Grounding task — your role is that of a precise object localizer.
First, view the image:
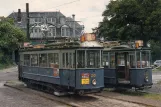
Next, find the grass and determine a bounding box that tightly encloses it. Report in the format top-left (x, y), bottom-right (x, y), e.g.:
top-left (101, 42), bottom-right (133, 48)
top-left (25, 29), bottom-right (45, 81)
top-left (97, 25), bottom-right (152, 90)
top-left (104, 88), bottom-right (161, 101)
top-left (0, 63), bottom-right (14, 70)
top-left (152, 66), bottom-right (161, 72)
top-left (144, 93), bottom-right (161, 101)
top-left (118, 90), bottom-right (161, 101)
top-left (157, 80), bottom-right (161, 84)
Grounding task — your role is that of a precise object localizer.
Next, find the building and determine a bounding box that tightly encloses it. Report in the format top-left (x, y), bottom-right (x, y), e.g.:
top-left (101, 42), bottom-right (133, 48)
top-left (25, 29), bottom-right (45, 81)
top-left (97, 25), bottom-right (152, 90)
top-left (8, 10), bottom-right (84, 39)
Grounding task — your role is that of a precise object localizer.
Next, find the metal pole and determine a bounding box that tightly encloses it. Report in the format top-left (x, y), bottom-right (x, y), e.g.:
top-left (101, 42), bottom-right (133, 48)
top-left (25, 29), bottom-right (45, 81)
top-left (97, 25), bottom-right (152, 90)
top-left (26, 3), bottom-right (30, 40)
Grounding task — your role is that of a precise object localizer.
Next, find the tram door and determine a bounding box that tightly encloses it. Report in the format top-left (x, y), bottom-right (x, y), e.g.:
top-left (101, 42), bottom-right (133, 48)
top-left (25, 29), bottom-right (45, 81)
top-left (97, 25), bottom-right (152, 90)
top-left (116, 52), bottom-right (130, 83)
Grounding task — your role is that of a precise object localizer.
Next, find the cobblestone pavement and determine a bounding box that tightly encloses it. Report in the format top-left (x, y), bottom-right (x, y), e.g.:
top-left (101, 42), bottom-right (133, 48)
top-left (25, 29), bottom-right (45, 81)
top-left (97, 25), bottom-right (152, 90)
top-left (0, 67), bottom-right (67, 107)
top-left (1, 66), bottom-right (146, 107)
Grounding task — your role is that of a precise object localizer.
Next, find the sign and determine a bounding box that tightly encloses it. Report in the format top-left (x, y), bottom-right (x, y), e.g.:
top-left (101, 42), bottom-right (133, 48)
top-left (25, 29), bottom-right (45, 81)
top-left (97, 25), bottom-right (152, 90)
top-left (80, 33), bottom-right (96, 42)
top-left (81, 79), bottom-right (90, 85)
top-left (135, 40), bottom-right (143, 48)
top-left (81, 73), bottom-right (90, 85)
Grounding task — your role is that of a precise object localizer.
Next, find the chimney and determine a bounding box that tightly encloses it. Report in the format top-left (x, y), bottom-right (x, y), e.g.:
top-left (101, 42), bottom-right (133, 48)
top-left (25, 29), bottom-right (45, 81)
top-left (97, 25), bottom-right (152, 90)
top-left (72, 14), bottom-right (75, 21)
top-left (17, 9), bottom-right (21, 22)
top-left (72, 14), bottom-right (75, 38)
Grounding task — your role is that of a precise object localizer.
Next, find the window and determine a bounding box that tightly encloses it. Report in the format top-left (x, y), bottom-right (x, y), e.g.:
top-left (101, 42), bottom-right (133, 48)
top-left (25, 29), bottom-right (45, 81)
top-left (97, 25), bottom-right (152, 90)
top-left (103, 52), bottom-right (109, 67)
top-left (62, 53), bottom-right (65, 68)
top-left (87, 50), bottom-right (100, 68)
top-left (77, 50), bottom-right (85, 68)
top-left (61, 26), bottom-right (70, 37)
top-left (129, 53), bottom-right (135, 68)
top-left (110, 53), bottom-right (115, 68)
top-left (61, 27), bottom-right (65, 36)
top-left (48, 27), bottom-right (56, 37)
top-left (24, 54), bottom-right (30, 66)
top-left (137, 52), bottom-right (141, 68)
top-left (35, 29), bottom-right (37, 33)
top-left (39, 54), bottom-right (47, 67)
top-left (66, 28), bottom-right (70, 36)
top-left (52, 18), bottom-right (56, 23)
top-left (31, 54), bottom-right (38, 66)
top-left (53, 28), bottom-right (56, 36)
top-left (48, 53), bottom-right (59, 68)
top-left (47, 18), bottom-right (52, 22)
top-left (142, 51), bottom-right (150, 68)
top-left (117, 53), bottom-right (125, 66)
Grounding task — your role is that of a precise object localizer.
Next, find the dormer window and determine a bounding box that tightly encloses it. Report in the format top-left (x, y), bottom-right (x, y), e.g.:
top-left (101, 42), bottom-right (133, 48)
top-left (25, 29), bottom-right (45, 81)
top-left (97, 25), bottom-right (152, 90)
top-left (61, 25), bottom-right (70, 37)
top-left (60, 17), bottom-right (65, 24)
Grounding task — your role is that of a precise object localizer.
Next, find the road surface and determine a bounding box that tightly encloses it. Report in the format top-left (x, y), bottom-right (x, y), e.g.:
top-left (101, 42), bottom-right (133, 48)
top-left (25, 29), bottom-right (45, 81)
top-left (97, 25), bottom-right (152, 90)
top-left (0, 67), bottom-right (67, 107)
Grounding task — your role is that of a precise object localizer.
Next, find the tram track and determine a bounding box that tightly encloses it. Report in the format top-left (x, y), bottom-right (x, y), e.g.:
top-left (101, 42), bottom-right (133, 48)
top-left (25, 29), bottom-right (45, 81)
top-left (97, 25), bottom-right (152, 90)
top-left (4, 81), bottom-right (147, 107)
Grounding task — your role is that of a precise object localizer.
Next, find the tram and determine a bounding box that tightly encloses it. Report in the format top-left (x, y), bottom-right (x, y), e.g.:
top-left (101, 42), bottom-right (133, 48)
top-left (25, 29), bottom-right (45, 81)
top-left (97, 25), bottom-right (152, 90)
top-left (18, 33), bottom-right (104, 95)
top-left (102, 40), bottom-right (153, 90)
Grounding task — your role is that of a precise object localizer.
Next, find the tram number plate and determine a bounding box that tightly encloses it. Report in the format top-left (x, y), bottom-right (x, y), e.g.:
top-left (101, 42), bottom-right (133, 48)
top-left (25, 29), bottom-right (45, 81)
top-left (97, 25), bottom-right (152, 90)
top-left (81, 79), bottom-right (90, 85)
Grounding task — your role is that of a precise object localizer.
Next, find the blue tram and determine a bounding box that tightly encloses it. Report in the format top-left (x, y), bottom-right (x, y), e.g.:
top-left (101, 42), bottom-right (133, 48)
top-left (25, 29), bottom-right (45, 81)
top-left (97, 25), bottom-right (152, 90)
top-left (102, 41), bottom-right (153, 90)
top-left (18, 34), bottom-right (104, 95)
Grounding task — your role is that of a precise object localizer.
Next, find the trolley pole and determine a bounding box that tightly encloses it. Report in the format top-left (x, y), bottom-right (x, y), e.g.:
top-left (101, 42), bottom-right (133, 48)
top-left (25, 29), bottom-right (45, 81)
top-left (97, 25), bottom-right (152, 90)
top-left (26, 3), bottom-right (30, 40)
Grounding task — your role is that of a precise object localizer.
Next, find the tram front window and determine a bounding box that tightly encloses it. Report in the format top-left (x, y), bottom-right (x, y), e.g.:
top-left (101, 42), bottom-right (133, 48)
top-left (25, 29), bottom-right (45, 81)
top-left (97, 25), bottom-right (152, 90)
top-left (77, 50), bottom-right (101, 68)
top-left (77, 50), bottom-right (85, 68)
top-left (87, 50), bottom-right (100, 68)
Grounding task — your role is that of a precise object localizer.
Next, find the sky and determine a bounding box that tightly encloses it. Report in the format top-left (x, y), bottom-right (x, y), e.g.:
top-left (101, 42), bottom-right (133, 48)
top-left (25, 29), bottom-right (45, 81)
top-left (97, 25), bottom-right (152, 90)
top-left (0, 0), bottom-right (110, 32)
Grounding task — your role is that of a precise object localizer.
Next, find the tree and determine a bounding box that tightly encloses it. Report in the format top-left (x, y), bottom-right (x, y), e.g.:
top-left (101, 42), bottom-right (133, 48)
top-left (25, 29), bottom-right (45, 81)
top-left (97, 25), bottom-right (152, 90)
top-left (98, 0), bottom-right (161, 45)
top-left (0, 18), bottom-right (25, 64)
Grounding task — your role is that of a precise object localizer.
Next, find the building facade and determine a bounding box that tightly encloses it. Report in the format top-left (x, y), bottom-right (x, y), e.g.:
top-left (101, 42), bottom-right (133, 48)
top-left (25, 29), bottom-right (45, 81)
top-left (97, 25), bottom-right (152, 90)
top-left (8, 11), bottom-right (83, 39)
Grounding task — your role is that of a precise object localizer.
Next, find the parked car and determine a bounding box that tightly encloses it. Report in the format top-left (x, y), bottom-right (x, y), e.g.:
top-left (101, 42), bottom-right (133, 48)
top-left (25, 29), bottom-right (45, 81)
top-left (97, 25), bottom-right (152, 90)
top-left (154, 60), bottom-right (161, 67)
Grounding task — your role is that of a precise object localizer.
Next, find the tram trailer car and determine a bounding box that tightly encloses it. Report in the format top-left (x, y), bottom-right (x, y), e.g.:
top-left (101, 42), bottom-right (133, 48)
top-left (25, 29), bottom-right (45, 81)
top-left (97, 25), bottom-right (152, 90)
top-left (18, 36), bottom-right (104, 95)
top-left (102, 42), bottom-right (153, 90)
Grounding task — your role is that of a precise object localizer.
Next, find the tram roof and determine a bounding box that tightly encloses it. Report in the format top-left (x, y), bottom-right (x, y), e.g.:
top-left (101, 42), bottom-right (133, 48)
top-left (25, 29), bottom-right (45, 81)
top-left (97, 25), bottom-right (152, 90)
top-left (19, 40), bottom-right (103, 52)
top-left (104, 45), bottom-right (151, 52)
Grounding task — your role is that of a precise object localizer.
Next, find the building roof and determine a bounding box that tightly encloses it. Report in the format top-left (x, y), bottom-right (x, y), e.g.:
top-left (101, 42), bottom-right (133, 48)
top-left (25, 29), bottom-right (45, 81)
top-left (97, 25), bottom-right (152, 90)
top-left (7, 11), bottom-right (82, 29)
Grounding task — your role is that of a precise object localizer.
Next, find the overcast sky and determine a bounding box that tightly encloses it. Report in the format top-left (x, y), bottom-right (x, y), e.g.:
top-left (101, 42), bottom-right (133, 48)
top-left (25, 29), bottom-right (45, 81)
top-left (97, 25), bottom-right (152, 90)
top-left (0, 0), bottom-right (110, 32)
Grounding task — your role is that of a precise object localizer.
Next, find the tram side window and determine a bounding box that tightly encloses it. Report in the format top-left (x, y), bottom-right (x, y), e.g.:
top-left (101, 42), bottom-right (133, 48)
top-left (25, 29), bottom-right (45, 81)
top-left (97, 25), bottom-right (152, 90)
top-left (39, 54), bottom-right (47, 67)
top-left (87, 50), bottom-right (100, 68)
top-left (31, 54), bottom-right (38, 67)
top-left (24, 54), bottom-right (30, 66)
top-left (137, 52), bottom-right (141, 68)
top-left (48, 53), bottom-right (59, 68)
top-left (110, 53), bottom-right (115, 68)
top-left (63, 53), bottom-right (73, 68)
top-left (103, 52), bottom-right (109, 67)
top-left (77, 50), bottom-right (85, 68)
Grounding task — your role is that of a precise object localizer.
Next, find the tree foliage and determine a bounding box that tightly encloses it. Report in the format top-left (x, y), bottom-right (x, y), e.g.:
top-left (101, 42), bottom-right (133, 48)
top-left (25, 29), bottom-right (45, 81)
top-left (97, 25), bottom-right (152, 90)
top-left (98, 0), bottom-right (161, 44)
top-left (0, 18), bottom-right (25, 64)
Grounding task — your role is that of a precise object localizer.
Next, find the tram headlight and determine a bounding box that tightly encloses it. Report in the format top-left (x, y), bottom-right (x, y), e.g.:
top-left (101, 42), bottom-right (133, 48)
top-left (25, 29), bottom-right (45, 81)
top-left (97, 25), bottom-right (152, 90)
top-left (92, 79), bottom-right (96, 86)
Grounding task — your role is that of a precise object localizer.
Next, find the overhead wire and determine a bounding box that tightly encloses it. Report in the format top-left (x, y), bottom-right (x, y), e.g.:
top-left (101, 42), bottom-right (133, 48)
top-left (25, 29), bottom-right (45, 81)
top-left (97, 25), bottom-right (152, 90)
top-left (40, 0), bottom-right (80, 11)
